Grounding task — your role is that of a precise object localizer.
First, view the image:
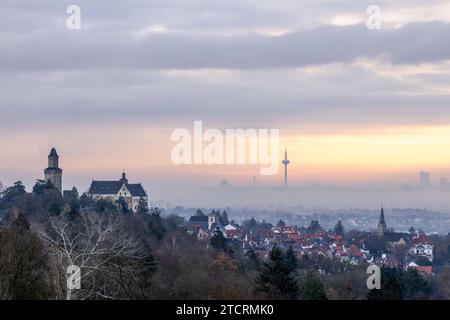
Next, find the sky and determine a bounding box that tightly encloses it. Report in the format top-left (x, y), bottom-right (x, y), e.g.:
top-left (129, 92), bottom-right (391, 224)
top-left (1, 0), bottom-right (450, 206)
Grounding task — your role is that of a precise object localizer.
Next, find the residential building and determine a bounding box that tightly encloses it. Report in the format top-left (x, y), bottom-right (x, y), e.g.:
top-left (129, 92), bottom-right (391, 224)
top-left (87, 172), bottom-right (148, 213)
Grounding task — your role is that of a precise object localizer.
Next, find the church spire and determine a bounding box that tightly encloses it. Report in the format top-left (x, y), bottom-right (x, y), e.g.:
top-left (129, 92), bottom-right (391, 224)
top-left (377, 206), bottom-right (387, 236)
top-left (379, 207), bottom-right (385, 224)
top-left (120, 171), bottom-right (128, 184)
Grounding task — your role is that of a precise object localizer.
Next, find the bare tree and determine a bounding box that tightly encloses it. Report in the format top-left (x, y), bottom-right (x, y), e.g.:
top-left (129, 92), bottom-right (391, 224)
top-left (37, 210), bottom-right (156, 300)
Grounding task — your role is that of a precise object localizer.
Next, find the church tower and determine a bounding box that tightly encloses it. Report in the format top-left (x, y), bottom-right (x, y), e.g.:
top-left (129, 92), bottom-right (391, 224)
top-left (44, 148), bottom-right (62, 193)
top-left (377, 207), bottom-right (387, 236)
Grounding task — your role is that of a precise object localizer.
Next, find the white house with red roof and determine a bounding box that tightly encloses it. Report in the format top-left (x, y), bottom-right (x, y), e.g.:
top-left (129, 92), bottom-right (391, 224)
top-left (408, 234), bottom-right (434, 262)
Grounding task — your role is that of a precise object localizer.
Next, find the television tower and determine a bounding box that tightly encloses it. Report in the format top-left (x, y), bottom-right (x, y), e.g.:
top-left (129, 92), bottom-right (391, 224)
top-left (282, 148), bottom-right (290, 188)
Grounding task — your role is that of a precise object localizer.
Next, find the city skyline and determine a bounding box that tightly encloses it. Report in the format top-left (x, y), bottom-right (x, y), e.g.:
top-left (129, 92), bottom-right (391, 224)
top-left (2, 146), bottom-right (450, 212)
top-left (1, 144), bottom-right (449, 191)
top-left (1, 1), bottom-right (450, 199)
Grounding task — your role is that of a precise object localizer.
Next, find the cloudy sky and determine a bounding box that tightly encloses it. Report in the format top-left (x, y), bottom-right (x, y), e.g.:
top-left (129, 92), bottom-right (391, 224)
top-left (1, 0), bottom-right (450, 196)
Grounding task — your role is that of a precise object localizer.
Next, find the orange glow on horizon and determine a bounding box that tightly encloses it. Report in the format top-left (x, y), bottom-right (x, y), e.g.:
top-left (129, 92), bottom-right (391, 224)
top-left (2, 125), bottom-right (450, 187)
top-left (281, 125), bottom-right (450, 183)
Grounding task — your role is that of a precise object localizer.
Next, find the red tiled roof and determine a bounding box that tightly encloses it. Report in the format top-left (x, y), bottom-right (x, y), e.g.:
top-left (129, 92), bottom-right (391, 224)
top-left (411, 234), bottom-right (432, 245)
top-left (351, 251), bottom-right (364, 257)
top-left (413, 266), bottom-right (433, 275)
top-left (329, 235), bottom-right (343, 241)
top-left (226, 230), bottom-right (242, 239)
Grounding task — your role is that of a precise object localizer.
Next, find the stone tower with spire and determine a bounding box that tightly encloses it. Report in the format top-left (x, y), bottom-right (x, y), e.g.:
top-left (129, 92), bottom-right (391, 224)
top-left (377, 207), bottom-right (387, 236)
top-left (44, 147), bottom-right (62, 193)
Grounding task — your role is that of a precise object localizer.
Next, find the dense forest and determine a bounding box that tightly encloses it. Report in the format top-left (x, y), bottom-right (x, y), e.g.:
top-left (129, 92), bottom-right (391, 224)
top-left (1, 180), bottom-right (450, 300)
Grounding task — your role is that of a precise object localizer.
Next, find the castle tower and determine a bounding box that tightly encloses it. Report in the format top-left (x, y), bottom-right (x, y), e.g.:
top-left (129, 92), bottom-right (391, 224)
top-left (377, 207), bottom-right (387, 236)
top-left (44, 148), bottom-right (62, 193)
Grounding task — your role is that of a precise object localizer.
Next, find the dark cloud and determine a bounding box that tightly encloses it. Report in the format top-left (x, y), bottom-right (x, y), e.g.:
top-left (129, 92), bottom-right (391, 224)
top-left (0, 1), bottom-right (450, 133)
top-left (2, 22), bottom-right (450, 71)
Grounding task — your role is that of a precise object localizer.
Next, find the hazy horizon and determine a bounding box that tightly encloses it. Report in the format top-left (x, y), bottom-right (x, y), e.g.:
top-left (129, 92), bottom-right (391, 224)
top-left (2, 0), bottom-right (450, 209)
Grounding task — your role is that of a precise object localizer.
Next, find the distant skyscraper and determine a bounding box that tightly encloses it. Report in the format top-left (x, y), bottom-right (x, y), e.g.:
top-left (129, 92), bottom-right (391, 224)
top-left (440, 178), bottom-right (448, 190)
top-left (44, 148), bottom-right (63, 193)
top-left (420, 171), bottom-right (430, 188)
top-left (220, 179), bottom-right (230, 188)
top-left (248, 176), bottom-right (257, 187)
top-left (281, 148), bottom-right (290, 188)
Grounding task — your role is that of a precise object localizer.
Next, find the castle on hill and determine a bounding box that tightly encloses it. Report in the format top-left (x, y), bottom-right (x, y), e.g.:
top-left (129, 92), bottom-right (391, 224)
top-left (44, 148), bottom-right (63, 193)
top-left (43, 147), bottom-right (148, 213)
top-left (87, 172), bottom-right (148, 213)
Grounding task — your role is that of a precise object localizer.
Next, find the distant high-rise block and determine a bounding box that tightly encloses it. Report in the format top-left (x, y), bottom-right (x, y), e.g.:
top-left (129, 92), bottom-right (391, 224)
top-left (220, 179), bottom-right (230, 188)
top-left (420, 171), bottom-right (430, 188)
top-left (440, 178), bottom-right (448, 190)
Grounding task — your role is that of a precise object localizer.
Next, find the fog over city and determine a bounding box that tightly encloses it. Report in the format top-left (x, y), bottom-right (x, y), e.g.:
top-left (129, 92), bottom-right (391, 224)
top-left (2, 0), bottom-right (450, 213)
top-left (148, 183), bottom-right (450, 210)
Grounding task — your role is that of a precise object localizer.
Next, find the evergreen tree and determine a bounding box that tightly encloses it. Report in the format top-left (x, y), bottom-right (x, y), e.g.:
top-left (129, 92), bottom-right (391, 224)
top-left (71, 186), bottom-right (79, 199)
top-left (195, 209), bottom-right (205, 216)
top-left (66, 187), bottom-right (80, 217)
top-left (255, 247), bottom-right (299, 299)
top-left (220, 210), bottom-right (229, 225)
top-left (299, 270), bottom-right (328, 300)
top-left (210, 228), bottom-right (228, 251)
top-left (400, 268), bottom-right (432, 299)
top-left (147, 207), bottom-right (166, 240)
top-left (116, 197), bottom-right (131, 214)
top-left (415, 256), bottom-right (432, 267)
top-left (242, 217), bottom-right (257, 231)
top-left (334, 220), bottom-right (344, 235)
top-left (246, 248), bottom-right (261, 269)
top-left (32, 179), bottom-right (55, 195)
top-left (284, 246), bottom-right (298, 272)
top-left (367, 268), bottom-right (403, 300)
top-left (136, 198), bottom-right (149, 215)
top-left (79, 193), bottom-right (95, 210)
top-left (94, 198), bottom-right (117, 213)
top-left (41, 188), bottom-right (64, 216)
top-left (277, 219), bottom-right (286, 228)
top-left (366, 267), bottom-right (431, 300)
top-left (47, 201), bottom-right (62, 216)
top-left (260, 220), bottom-right (273, 230)
top-left (307, 220), bottom-right (322, 233)
top-left (0, 181), bottom-right (26, 210)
